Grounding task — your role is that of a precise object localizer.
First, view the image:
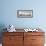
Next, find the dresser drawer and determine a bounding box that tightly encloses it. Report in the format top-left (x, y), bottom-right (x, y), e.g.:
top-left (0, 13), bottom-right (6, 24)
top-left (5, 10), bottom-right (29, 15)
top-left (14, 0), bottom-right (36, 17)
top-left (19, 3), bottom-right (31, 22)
top-left (3, 32), bottom-right (23, 36)
top-left (3, 42), bottom-right (23, 46)
top-left (32, 44), bottom-right (44, 46)
top-left (3, 35), bottom-right (23, 44)
top-left (32, 36), bottom-right (45, 44)
top-left (24, 32), bottom-right (44, 36)
top-left (3, 36), bottom-right (23, 46)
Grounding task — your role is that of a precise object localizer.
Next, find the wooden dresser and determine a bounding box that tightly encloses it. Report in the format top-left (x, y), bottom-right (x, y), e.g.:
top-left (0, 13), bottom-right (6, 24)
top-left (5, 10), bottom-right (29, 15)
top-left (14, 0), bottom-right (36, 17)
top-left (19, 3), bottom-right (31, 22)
top-left (2, 32), bottom-right (45, 46)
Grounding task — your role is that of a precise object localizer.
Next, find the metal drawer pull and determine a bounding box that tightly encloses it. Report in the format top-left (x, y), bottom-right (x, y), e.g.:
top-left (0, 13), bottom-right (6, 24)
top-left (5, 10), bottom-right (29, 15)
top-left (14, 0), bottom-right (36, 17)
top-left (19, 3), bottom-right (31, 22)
top-left (32, 39), bottom-right (36, 40)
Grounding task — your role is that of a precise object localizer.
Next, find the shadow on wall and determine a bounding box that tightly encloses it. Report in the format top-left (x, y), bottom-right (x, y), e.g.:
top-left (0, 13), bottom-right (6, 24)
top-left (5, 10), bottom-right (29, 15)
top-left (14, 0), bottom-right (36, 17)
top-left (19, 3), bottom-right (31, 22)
top-left (0, 24), bottom-right (7, 43)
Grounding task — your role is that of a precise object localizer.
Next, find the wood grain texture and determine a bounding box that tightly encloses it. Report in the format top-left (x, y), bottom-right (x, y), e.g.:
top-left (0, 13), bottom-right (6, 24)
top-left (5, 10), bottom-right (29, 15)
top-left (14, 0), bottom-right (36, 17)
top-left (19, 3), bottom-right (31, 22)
top-left (2, 32), bottom-right (23, 46)
top-left (24, 32), bottom-right (45, 46)
top-left (2, 32), bottom-right (45, 46)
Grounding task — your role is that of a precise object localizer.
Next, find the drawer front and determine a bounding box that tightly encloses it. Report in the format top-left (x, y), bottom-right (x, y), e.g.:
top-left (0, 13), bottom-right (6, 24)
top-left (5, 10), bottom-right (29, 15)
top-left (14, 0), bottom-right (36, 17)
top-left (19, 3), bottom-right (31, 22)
top-left (3, 32), bottom-right (23, 36)
top-left (24, 32), bottom-right (44, 36)
top-left (32, 44), bottom-right (44, 46)
top-left (3, 43), bottom-right (23, 46)
top-left (3, 35), bottom-right (23, 46)
top-left (24, 32), bottom-right (45, 46)
top-left (3, 36), bottom-right (23, 43)
top-left (32, 36), bottom-right (45, 44)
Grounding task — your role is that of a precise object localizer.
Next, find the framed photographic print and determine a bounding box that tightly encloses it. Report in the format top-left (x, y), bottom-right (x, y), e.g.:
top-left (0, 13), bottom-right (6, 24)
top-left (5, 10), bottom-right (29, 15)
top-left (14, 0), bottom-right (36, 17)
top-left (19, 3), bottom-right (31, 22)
top-left (17, 10), bottom-right (33, 18)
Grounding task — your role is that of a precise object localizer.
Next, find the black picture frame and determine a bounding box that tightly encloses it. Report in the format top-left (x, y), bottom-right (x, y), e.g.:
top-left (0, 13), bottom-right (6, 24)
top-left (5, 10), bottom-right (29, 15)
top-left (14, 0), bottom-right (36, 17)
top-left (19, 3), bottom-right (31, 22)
top-left (17, 10), bottom-right (33, 18)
